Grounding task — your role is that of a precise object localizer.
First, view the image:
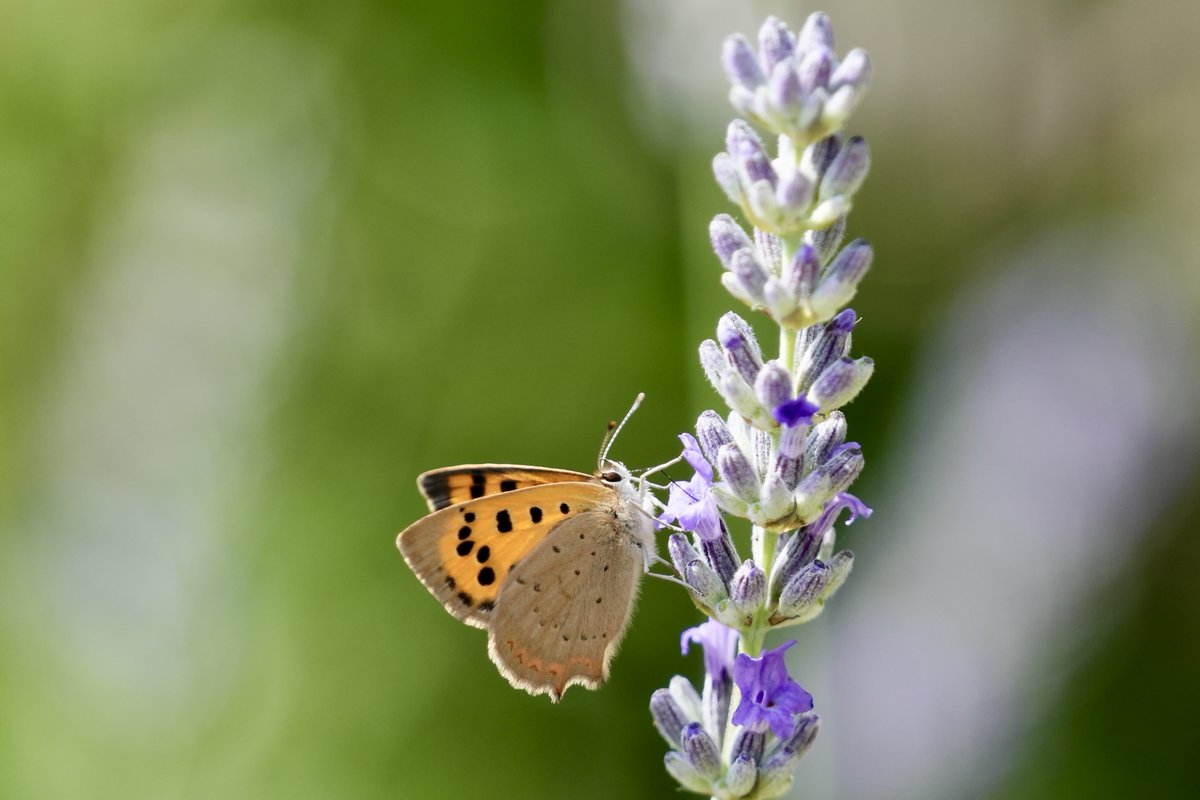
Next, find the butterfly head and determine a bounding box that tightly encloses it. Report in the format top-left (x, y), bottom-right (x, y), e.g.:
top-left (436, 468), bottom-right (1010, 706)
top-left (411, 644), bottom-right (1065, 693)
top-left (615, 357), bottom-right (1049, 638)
top-left (597, 460), bottom-right (643, 502)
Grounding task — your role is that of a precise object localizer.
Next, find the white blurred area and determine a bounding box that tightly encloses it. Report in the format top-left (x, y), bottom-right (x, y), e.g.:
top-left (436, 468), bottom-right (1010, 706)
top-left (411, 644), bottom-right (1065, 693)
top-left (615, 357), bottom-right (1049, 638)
top-left (827, 230), bottom-right (1196, 799)
top-left (0, 27), bottom-right (336, 793)
top-left (622, 0), bottom-right (1200, 797)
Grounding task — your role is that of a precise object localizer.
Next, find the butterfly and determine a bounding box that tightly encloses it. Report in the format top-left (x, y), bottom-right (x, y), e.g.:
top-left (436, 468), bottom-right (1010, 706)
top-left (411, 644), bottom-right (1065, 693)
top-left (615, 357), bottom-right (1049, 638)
top-left (396, 397), bottom-right (679, 701)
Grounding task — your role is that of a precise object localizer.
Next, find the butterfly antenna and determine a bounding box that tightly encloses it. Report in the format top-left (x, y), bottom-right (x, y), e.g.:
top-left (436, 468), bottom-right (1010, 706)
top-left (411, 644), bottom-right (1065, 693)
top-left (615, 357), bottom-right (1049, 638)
top-left (598, 392), bottom-right (645, 468)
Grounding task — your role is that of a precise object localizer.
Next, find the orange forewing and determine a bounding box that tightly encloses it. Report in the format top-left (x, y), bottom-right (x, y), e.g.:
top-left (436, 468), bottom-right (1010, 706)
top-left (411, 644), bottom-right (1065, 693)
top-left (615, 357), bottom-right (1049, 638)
top-left (417, 465), bottom-right (594, 512)
top-left (398, 480), bottom-right (615, 629)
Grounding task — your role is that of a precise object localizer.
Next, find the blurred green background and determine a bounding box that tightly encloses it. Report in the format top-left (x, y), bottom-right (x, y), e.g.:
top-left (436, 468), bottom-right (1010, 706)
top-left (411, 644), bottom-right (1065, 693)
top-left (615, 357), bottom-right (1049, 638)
top-left (2, 0), bottom-right (1198, 798)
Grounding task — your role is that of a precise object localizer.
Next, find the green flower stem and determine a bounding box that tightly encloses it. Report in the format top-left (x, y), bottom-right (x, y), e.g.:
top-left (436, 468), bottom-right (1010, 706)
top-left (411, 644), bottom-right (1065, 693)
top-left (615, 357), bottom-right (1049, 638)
top-left (778, 325), bottom-right (795, 378)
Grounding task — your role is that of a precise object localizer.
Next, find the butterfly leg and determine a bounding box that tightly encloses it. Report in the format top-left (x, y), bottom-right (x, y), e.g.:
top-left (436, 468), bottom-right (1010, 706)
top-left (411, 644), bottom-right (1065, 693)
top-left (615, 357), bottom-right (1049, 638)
top-left (643, 570), bottom-right (694, 590)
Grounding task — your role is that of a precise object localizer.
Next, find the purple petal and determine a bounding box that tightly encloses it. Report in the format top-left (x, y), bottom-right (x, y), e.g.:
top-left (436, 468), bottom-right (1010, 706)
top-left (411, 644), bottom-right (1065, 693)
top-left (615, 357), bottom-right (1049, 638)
top-left (679, 432), bottom-right (714, 481)
top-left (772, 681), bottom-right (815, 714)
top-left (773, 396), bottom-right (819, 428)
top-left (765, 708), bottom-right (797, 740)
top-left (732, 652), bottom-right (759, 692)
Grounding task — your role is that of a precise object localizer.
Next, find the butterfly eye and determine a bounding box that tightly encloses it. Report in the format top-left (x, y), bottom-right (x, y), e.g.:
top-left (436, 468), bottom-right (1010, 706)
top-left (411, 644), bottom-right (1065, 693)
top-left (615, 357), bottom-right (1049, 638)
top-left (601, 471), bottom-right (623, 483)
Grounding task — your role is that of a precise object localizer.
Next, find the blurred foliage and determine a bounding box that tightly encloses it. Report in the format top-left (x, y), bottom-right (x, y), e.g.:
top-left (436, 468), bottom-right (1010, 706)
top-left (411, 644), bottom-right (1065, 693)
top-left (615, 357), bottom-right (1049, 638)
top-left (1, 0), bottom-right (1198, 798)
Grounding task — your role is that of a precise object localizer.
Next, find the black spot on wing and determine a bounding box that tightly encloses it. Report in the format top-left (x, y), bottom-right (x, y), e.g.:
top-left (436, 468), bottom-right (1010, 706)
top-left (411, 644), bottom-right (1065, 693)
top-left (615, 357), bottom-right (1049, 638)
top-left (470, 471), bottom-right (486, 499)
top-left (478, 567), bottom-right (496, 586)
top-left (500, 479), bottom-right (517, 492)
top-left (496, 510), bottom-right (513, 533)
top-left (530, 506), bottom-right (543, 523)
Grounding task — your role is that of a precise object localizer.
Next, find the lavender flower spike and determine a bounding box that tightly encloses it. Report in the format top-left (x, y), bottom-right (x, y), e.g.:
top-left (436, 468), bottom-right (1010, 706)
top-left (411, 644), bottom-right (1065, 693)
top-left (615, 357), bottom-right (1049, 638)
top-left (656, 8), bottom-right (874, 795)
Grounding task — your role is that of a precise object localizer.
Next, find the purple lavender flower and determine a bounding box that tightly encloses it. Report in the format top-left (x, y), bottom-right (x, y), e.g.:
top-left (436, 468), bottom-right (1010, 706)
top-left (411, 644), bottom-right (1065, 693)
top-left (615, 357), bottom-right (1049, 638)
top-left (812, 491), bottom-right (872, 530)
top-left (731, 640), bottom-right (814, 739)
top-left (681, 619), bottom-right (740, 683)
top-left (660, 435), bottom-right (725, 542)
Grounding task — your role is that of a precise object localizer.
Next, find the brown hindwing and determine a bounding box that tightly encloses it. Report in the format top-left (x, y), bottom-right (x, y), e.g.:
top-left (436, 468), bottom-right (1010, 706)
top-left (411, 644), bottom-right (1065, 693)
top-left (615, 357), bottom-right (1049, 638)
top-left (486, 511), bottom-right (644, 701)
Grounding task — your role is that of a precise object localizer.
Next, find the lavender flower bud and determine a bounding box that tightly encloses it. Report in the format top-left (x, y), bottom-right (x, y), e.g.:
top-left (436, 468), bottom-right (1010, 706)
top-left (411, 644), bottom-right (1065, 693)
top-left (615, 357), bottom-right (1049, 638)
top-left (668, 532), bottom-right (702, 576)
top-left (819, 135), bottom-right (870, 200)
top-left (795, 309), bottom-right (856, 392)
top-left (753, 427), bottom-right (774, 478)
top-left (727, 121), bottom-right (775, 186)
top-left (685, 559), bottom-right (729, 609)
top-left (713, 152), bottom-right (743, 205)
top-left (699, 339), bottom-right (726, 392)
top-left (710, 214), bottom-right (753, 268)
top-left (759, 473), bottom-right (794, 522)
top-left (775, 560), bottom-right (830, 622)
top-left (762, 278), bottom-right (798, 323)
top-left (704, 675), bottom-right (732, 740)
top-left (797, 12), bottom-right (834, 53)
top-left (797, 47), bottom-right (834, 95)
top-left (782, 243), bottom-right (820, 306)
top-left (754, 361), bottom-right (792, 415)
top-left (805, 134), bottom-right (842, 182)
top-left (773, 451), bottom-right (804, 492)
top-left (730, 559), bottom-right (767, 619)
top-left (820, 550), bottom-right (855, 600)
top-left (754, 228), bottom-right (784, 273)
top-left (719, 371), bottom-right (763, 421)
top-left (681, 723), bottom-right (722, 780)
top-left (717, 442), bottom-right (760, 503)
top-left (650, 688), bottom-right (691, 748)
top-left (746, 180), bottom-right (780, 228)
top-left (822, 444), bottom-right (865, 496)
top-left (810, 238), bottom-right (873, 319)
top-left (731, 249), bottom-right (770, 303)
top-left (808, 195), bottom-right (852, 228)
top-left (696, 410), bottom-right (734, 464)
top-left (774, 167), bottom-right (814, 213)
top-left (730, 728), bottom-right (766, 764)
top-left (767, 60), bottom-right (803, 118)
top-left (757, 714), bottom-right (820, 797)
top-left (721, 272), bottom-right (757, 308)
top-left (806, 214), bottom-right (846, 265)
top-left (753, 768), bottom-right (793, 800)
top-left (770, 525), bottom-right (823, 599)
top-left (717, 312), bottom-right (764, 379)
top-left (669, 674), bottom-right (705, 720)
top-left (831, 48), bottom-right (871, 92)
top-left (808, 355), bottom-right (874, 411)
top-left (701, 524), bottom-right (740, 585)
top-left (780, 711), bottom-right (821, 755)
top-left (723, 755), bottom-right (758, 797)
top-left (805, 411), bottom-right (846, 466)
top-left (757, 16), bottom-right (796, 73)
top-left (823, 71), bottom-right (869, 128)
top-left (792, 470), bottom-right (833, 523)
top-left (664, 751), bottom-right (713, 795)
top-left (723, 34), bottom-right (766, 89)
